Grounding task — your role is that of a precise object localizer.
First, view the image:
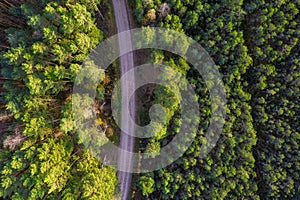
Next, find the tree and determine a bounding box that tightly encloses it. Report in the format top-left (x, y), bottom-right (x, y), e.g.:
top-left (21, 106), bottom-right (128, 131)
top-left (0, 0), bottom-right (118, 199)
top-left (138, 174), bottom-right (155, 196)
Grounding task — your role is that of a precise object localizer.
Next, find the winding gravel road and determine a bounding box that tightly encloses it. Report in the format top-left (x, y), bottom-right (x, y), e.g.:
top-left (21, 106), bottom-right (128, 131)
top-left (112, 0), bottom-right (135, 199)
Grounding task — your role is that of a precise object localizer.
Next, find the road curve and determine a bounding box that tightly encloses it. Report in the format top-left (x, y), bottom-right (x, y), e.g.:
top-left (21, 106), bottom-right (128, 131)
top-left (111, 0), bottom-right (135, 199)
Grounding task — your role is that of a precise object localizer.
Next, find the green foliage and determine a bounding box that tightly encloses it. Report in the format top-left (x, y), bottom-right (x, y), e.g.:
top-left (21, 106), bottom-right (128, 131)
top-left (1, 0), bottom-right (298, 199)
top-left (138, 174), bottom-right (155, 196)
top-left (133, 0), bottom-right (299, 199)
top-left (63, 151), bottom-right (117, 200)
top-left (1, 0), bottom-right (103, 140)
top-left (0, 0), bottom-right (26, 51)
top-left (243, 0), bottom-right (300, 198)
top-left (0, 0), bottom-right (118, 199)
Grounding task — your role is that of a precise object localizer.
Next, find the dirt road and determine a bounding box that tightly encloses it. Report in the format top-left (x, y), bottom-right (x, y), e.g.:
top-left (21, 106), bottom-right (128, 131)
top-left (111, 0), bottom-right (135, 199)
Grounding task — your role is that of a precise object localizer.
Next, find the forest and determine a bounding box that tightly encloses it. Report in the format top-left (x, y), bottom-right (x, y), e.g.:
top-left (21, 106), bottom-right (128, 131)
top-left (0, 0), bottom-right (299, 199)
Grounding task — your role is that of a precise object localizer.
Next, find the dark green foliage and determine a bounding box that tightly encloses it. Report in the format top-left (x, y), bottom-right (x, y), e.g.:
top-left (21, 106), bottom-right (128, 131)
top-left (0, 0), bottom-right (26, 51)
top-left (243, 0), bottom-right (300, 198)
top-left (133, 0), bottom-right (299, 199)
top-left (1, 0), bottom-right (298, 199)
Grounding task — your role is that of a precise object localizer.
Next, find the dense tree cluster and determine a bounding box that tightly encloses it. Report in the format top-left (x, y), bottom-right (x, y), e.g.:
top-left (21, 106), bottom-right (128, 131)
top-left (0, 0), bottom-right (118, 199)
top-left (0, 0), bottom-right (298, 199)
top-left (133, 0), bottom-right (299, 199)
top-left (244, 0), bottom-right (300, 198)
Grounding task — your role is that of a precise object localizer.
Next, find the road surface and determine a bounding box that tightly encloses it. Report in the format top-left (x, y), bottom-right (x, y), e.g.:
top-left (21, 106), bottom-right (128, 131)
top-left (112, 0), bottom-right (135, 199)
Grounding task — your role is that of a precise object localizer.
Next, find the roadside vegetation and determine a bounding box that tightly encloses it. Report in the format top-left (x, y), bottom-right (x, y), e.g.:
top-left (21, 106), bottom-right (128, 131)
top-left (0, 0), bottom-right (299, 200)
top-left (132, 0), bottom-right (299, 199)
top-left (0, 0), bottom-right (119, 199)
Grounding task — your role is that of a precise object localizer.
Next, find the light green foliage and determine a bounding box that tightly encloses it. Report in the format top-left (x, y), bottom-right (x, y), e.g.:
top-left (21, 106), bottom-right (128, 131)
top-left (138, 174), bottom-right (155, 196)
top-left (62, 151), bottom-right (117, 200)
top-left (0, 0), bottom-right (118, 199)
top-left (1, 0), bottom-right (103, 139)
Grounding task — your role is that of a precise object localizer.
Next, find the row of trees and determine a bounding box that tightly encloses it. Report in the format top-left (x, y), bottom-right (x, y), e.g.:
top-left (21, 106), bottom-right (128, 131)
top-left (0, 0), bottom-right (118, 199)
top-left (244, 0), bottom-right (300, 198)
top-left (132, 0), bottom-right (299, 199)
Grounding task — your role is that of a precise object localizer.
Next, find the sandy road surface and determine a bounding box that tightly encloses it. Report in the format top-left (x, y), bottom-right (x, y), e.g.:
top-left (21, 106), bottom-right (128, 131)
top-left (112, 0), bottom-right (135, 199)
